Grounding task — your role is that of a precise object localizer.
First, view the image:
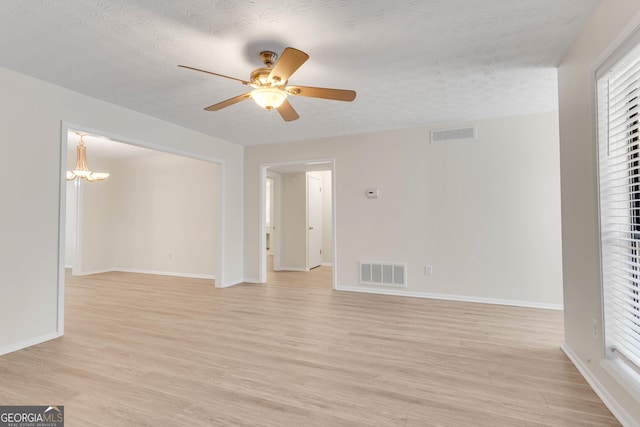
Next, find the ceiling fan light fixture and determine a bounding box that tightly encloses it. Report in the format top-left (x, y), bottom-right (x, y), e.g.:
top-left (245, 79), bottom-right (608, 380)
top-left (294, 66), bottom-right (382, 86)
top-left (250, 87), bottom-right (287, 110)
top-left (180, 47), bottom-right (356, 121)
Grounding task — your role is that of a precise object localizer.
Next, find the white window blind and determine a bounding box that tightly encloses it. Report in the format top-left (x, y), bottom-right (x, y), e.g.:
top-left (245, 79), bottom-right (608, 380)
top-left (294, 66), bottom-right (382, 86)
top-left (598, 39), bottom-right (640, 372)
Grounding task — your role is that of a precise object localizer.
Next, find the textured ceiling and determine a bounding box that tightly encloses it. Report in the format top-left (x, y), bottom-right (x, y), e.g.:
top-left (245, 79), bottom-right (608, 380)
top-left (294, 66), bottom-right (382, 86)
top-left (0, 0), bottom-right (599, 146)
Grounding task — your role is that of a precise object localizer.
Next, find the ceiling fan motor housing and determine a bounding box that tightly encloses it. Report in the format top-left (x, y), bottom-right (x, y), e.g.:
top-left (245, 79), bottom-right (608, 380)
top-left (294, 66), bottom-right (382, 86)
top-left (259, 51), bottom-right (278, 67)
top-left (250, 67), bottom-right (286, 88)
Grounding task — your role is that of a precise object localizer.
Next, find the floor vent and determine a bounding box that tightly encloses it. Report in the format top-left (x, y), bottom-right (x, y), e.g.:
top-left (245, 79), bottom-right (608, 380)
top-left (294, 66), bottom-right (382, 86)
top-left (431, 126), bottom-right (477, 144)
top-left (360, 262), bottom-right (407, 288)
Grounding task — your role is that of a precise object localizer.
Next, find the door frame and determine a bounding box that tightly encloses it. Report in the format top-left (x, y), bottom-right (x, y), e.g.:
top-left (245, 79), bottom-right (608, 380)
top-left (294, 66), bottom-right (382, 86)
top-left (258, 159), bottom-right (337, 288)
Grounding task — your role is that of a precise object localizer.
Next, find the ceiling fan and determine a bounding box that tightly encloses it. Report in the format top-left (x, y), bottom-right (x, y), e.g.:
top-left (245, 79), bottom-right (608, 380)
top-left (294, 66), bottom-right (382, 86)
top-left (178, 47), bottom-right (356, 122)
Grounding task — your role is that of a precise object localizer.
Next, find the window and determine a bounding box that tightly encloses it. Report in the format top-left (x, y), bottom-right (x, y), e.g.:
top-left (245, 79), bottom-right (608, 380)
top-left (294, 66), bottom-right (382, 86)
top-left (597, 34), bottom-right (640, 383)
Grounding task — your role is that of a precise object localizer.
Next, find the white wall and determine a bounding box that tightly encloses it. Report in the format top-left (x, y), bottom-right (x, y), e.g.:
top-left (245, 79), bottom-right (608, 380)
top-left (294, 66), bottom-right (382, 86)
top-left (279, 172), bottom-right (307, 270)
top-left (112, 153), bottom-right (219, 278)
top-left (244, 112), bottom-right (563, 307)
top-left (77, 154), bottom-right (116, 274)
top-left (66, 147), bottom-right (220, 278)
top-left (558, 1), bottom-right (640, 424)
top-left (64, 180), bottom-right (77, 267)
top-left (0, 65), bottom-right (243, 356)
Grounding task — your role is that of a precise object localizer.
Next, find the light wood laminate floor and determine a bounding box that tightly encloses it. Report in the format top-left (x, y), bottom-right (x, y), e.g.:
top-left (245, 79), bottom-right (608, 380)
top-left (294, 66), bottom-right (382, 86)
top-left (0, 266), bottom-right (619, 426)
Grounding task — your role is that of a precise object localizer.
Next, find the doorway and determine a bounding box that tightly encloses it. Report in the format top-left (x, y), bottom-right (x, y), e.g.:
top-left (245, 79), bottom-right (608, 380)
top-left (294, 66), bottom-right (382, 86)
top-left (64, 131), bottom-right (221, 279)
top-left (58, 123), bottom-right (225, 335)
top-left (259, 160), bottom-right (336, 288)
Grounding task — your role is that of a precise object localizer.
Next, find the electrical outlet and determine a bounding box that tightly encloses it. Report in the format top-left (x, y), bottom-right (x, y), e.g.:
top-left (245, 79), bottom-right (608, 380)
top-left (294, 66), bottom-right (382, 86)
top-left (424, 265), bottom-right (433, 276)
top-left (592, 319), bottom-right (599, 338)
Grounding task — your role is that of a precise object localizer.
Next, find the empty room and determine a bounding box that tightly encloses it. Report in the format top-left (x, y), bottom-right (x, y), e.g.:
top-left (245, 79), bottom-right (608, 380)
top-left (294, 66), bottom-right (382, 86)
top-left (1, 1), bottom-right (640, 426)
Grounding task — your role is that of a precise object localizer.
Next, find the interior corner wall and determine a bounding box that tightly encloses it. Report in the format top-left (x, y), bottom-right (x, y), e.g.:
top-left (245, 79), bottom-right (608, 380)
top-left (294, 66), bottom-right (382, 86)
top-left (112, 153), bottom-right (219, 278)
top-left (0, 65), bottom-right (243, 356)
top-left (244, 112), bottom-right (563, 307)
top-left (558, 0), bottom-right (640, 424)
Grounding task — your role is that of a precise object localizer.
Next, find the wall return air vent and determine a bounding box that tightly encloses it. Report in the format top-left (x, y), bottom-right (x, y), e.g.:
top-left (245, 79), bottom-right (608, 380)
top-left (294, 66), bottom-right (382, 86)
top-left (360, 262), bottom-right (407, 288)
top-left (430, 126), bottom-right (477, 144)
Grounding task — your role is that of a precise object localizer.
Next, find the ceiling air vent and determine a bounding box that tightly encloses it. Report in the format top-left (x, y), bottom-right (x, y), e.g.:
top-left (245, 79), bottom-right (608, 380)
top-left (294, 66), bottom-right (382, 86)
top-left (430, 126), bottom-right (477, 144)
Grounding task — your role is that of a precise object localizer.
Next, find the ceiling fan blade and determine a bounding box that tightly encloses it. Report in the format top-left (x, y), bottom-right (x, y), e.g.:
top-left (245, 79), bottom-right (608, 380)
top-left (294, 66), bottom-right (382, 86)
top-left (276, 99), bottom-right (300, 122)
top-left (178, 65), bottom-right (250, 85)
top-left (268, 47), bottom-right (309, 84)
top-left (286, 85), bottom-right (356, 102)
top-left (204, 93), bottom-right (251, 111)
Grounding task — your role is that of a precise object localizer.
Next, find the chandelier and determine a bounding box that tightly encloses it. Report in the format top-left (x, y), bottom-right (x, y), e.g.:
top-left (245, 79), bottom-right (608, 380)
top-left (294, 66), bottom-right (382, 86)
top-left (66, 134), bottom-right (109, 182)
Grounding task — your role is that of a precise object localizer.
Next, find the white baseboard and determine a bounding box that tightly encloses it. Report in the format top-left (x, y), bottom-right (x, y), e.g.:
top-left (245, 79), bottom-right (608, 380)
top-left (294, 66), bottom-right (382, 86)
top-left (562, 344), bottom-right (637, 427)
top-left (73, 268), bottom-right (113, 276)
top-left (218, 278), bottom-right (246, 288)
top-left (601, 357), bottom-right (640, 405)
top-left (334, 285), bottom-right (564, 310)
top-left (114, 268), bottom-right (215, 280)
top-left (242, 277), bottom-right (260, 284)
top-left (0, 331), bottom-right (61, 356)
top-left (275, 266), bottom-right (309, 272)
top-left (321, 262), bottom-right (334, 267)
top-left (217, 282), bottom-right (242, 288)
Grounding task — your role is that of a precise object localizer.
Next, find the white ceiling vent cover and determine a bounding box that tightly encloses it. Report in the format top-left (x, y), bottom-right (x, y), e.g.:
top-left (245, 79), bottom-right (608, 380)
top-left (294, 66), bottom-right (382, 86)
top-left (360, 262), bottom-right (407, 288)
top-left (430, 126), bottom-right (477, 144)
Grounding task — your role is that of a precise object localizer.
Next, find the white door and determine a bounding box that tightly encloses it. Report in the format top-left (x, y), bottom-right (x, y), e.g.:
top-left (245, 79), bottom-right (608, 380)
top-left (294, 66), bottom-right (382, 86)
top-left (266, 177), bottom-right (274, 254)
top-left (307, 174), bottom-right (323, 269)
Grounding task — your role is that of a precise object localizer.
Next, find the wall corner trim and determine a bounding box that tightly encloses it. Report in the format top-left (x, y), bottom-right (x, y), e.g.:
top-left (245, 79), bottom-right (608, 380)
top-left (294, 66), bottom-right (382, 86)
top-left (561, 344), bottom-right (637, 427)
